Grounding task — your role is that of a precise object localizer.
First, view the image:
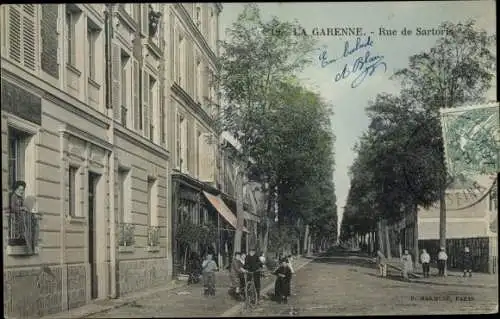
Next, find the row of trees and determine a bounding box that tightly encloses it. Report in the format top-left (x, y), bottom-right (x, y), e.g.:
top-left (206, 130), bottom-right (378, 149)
top-left (214, 4), bottom-right (338, 256)
top-left (340, 20), bottom-right (496, 257)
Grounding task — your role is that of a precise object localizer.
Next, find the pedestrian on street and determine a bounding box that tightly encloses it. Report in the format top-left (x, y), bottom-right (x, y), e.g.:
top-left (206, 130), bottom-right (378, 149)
top-left (420, 249), bottom-right (431, 278)
top-left (376, 250), bottom-right (387, 277)
top-left (437, 247), bottom-right (448, 277)
top-left (286, 254), bottom-right (295, 274)
top-left (229, 252), bottom-right (245, 299)
top-left (202, 253), bottom-right (218, 296)
top-left (273, 257), bottom-right (292, 304)
top-left (401, 250), bottom-right (413, 281)
top-left (244, 247), bottom-right (264, 302)
top-left (462, 247), bottom-right (473, 277)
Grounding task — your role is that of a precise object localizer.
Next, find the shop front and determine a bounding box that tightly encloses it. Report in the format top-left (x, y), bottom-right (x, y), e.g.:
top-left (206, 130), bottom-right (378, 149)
top-left (171, 173), bottom-right (248, 276)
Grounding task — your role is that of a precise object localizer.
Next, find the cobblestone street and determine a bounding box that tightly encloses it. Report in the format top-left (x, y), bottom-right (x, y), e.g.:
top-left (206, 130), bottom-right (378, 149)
top-left (84, 257), bottom-right (312, 318)
top-left (246, 256), bottom-right (498, 316)
top-left (82, 253), bottom-right (497, 317)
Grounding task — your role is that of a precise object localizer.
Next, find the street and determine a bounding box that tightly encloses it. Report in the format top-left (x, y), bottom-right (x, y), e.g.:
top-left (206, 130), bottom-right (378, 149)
top-left (84, 250), bottom-right (497, 317)
top-left (247, 254), bottom-right (498, 316)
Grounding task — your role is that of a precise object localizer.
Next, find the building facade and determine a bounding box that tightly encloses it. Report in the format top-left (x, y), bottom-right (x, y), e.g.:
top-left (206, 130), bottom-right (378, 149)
top-left (1, 3), bottom-right (204, 317)
top-left (417, 187), bottom-right (498, 273)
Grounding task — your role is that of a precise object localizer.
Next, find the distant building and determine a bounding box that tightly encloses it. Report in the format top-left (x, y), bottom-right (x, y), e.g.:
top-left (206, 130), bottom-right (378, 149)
top-left (418, 185), bottom-right (497, 273)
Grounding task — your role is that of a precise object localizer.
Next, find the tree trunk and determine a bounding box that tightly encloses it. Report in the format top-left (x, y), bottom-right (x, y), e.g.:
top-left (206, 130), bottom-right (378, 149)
top-left (413, 207), bottom-right (419, 268)
top-left (261, 193), bottom-right (273, 256)
top-left (384, 221), bottom-right (392, 259)
top-left (303, 224), bottom-right (310, 255)
top-left (377, 221), bottom-right (383, 254)
top-left (233, 167), bottom-right (245, 254)
top-left (439, 181), bottom-right (447, 275)
top-left (263, 218), bottom-right (269, 256)
top-left (307, 234), bottom-right (313, 257)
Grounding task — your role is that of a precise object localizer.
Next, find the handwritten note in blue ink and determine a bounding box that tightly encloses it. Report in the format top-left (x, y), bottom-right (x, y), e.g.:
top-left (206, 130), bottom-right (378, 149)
top-left (318, 36), bottom-right (387, 88)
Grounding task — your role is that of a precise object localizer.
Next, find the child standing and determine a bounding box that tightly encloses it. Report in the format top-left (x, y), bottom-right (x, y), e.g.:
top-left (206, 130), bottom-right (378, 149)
top-left (420, 249), bottom-right (431, 278)
top-left (462, 247), bottom-right (473, 277)
top-left (401, 250), bottom-right (413, 281)
top-left (202, 253), bottom-right (218, 296)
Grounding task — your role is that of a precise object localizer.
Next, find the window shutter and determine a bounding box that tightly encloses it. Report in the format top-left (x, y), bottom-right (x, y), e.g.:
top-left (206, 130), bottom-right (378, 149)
top-left (8, 6), bottom-right (22, 64)
top-left (199, 133), bottom-right (215, 182)
top-left (143, 70), bottom-right (150, 138)
top-left (40, 4), bottom-right (59, 78)
top-left (22, 5), bottom-right (37, 71)
top-left (133, 59), bottom-right (140, 130)
top-left (112, 43), bottom-right (121, 120)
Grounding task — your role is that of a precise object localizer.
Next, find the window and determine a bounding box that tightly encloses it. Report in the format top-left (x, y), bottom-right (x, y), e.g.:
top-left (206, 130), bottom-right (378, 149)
top-left (149, 75), bottom-right (156, 142)
top-left (147, 177), bottom-right (157, 226)
top-left (160, 98), bottom-right (166, 145)
top-left (177, 35), bottom-right (184, 85)
top-left (180, 117), bottom-right (188, 172)
top-left (177, 115), bottom-right (186, 169)
top-left (87, 20), bottom-right (99, 81)
top-left (121, 50), bottom-right (130, 126)
top-left (132, 59), bottom-right (141, 131)
top-left (196, 131), bottom-right (201, 177)
top-left (133, 4), bottom-right (140, 22)
top-left (195, 6), bottom-right (201, 27)
top-left (8, 127), bottom-right (31, 192)
top-left (8, 5), bottom-right (38, 71)
top-left (118, 168), bottom-right (130, 223)
top-left (195, 60), bottom-right (202, 104)
top-left (123, 4), bottom-right (133, 16)
top-left (68, 166), bottom-right (78, 216)
top-left (66, 7), bottom-right (77, 66)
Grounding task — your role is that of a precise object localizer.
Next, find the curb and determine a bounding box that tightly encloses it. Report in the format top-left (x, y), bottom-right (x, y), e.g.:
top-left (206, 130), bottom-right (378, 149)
top-left (219, 257), bottom-right (315, 317)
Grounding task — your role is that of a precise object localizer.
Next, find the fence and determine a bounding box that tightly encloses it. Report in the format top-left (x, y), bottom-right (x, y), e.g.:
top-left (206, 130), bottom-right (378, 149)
top-left (419, 237), bottom-right (495, 273)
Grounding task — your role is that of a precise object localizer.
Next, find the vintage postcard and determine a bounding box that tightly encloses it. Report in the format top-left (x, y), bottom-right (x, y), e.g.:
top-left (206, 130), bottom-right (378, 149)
top-left (1, 2), bottom-right (497, 318)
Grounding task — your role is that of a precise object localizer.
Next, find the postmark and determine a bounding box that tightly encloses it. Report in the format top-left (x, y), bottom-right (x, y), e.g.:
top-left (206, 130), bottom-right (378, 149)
top-left (402, 103), bottom-right (498, 210)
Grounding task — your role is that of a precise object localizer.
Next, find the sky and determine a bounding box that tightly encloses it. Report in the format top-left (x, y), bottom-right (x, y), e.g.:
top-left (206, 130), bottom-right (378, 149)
top-left (218, 1), bottom-right (497, 238)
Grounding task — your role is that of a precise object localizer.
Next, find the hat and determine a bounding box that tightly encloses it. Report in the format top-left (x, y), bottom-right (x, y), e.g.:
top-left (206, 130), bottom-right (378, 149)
top-left (440, 247), bottom-right (445, 250)
top-left (279, 257), bottom-right (287, 263)
top-left (464, 247), bottom-right (469, 252)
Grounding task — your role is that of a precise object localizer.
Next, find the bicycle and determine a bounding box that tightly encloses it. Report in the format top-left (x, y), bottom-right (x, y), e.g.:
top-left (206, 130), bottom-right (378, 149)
top-left (242, 270), bottom-right (262, 310)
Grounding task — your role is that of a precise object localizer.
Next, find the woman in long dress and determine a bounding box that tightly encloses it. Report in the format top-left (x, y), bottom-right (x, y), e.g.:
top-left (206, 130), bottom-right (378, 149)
top-left (273, 258), bottom-right (292, 304)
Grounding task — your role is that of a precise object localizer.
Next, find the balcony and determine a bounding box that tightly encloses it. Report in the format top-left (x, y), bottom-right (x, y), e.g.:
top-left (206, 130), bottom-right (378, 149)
top-left (118, 222), bottom-right (135, 253)
top-left (147, 225), bottom-right (160, 252)
top-left (6, 209), bottom-right (42, 256)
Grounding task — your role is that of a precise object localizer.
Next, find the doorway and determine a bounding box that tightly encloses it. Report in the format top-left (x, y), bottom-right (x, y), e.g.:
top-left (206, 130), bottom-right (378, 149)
top-left (88, 172), bottom-right (100, 300)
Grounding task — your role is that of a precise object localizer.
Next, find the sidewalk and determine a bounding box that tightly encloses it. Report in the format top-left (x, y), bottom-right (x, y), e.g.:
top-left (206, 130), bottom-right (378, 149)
top-left (41, 256), bottom-right (314, 319)
top-left (383, 257), bottom-right (497, 288)
top-left (41, 280), bottom-right (188, 319)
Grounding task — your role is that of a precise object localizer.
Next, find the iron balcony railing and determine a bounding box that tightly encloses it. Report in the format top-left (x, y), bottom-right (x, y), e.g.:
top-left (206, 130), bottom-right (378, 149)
top-left (147, 225), bottom-right (160, 247)
top-left (6, 208), bottom-right (41, 254)
top-left (119, 222), bottom-right (135, 246)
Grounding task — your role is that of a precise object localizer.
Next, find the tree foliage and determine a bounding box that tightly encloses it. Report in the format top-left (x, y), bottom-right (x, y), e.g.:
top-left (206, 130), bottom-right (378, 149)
top-left (215, 4), bottom-right (338, 248)
top-left (341, 20), bottom-right (496, 240)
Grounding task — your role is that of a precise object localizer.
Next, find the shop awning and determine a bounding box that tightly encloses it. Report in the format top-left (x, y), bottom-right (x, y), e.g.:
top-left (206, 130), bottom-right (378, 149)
top-left (203, 191), bottom-right (248, 233)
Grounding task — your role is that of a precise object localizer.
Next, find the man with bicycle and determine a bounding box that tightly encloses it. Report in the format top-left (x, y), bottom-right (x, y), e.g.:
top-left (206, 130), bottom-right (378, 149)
top-left (243, 247), bottom-right (264, 302)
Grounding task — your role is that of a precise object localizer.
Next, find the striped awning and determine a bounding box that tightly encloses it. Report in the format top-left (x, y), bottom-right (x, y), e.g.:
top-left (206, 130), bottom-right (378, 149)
top-left (203, 191), bottom-right (248, 233)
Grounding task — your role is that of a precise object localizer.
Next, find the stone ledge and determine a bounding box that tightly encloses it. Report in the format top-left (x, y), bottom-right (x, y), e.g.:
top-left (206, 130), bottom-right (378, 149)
top-left (7, 245), bottom-right (40, 256)
top-left (146, 246), bottom-right (160, 252)
top-left (118, 246), bottom-right (134, 253)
